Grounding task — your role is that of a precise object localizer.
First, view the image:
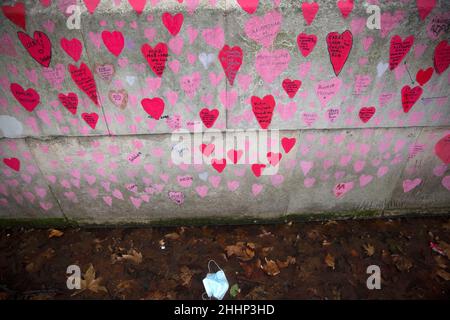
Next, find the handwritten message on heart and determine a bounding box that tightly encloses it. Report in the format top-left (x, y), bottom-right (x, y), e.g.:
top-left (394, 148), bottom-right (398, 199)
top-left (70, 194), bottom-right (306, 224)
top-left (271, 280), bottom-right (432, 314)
top-left (10, 83), bottom-right (40, 112)
top-left (141, 43), bottom-right (168, 77)
top-left (17, 31), bottom-right (52, 67)
top-left (69, 63), bottom-right (99, 106)
top-left (255, 49), bottom-right (290, 83)
top-left (251, 95), bottom-right (275, 129)
top-left (218, 45), bottom-right (243, 86)
top-left (326, 30), bottom-right (353, 76)
top-left (389, 35), bottom-right (414, 70)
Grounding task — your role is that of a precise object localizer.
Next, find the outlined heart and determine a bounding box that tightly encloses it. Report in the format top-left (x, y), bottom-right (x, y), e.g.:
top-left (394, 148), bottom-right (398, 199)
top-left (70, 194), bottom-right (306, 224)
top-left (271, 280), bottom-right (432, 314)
top-left (218, 45), bottom-right (243, 86)
top-left (17, 31), bottom-right (52, 67)
top-left (326, 30), bottom-right (352, 76)
top-left (141, 42), bottom-right (168, 77)
top-left (10, 83), bottom-right (40, 112)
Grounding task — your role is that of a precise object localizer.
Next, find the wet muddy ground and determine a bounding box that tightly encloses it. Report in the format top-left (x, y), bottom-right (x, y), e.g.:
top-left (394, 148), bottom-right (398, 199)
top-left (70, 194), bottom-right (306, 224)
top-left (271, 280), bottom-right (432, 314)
top-left (0, 216), bottom-right (449, 300)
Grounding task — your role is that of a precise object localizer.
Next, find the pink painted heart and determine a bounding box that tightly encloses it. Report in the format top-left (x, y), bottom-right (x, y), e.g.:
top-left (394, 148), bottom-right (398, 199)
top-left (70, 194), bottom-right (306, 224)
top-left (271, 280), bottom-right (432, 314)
top-left (442, 176), bottom-right (450, 191)
top-left (202, 26), bottom-right (224, 49)
top-left (244, 9), bottom-right (282, 48)
top-left (403, 178), bottom-right (421, 192)
top-left (255, 48), bottom-right (290, 83)
top-left (334, 182), bottom-right (354, 198)
top-left (315, 78), bottom-right (341, 107)
top-left (180, 72), bottom-right (201, 99)
top-left (42, 64), bottom-right (65, 90)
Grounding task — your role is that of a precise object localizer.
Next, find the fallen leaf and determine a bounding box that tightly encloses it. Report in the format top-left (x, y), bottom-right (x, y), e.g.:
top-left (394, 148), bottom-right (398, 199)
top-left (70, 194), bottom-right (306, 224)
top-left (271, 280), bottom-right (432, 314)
top-left (113, 249), bottom-right (143, 265)
top-left (225, 242), bottom-right (255, 261)
top-left (392, 254), bottom-right (413, 272)
top-left (325, 253), bottom-right (335, 270)
top-left (276, 256), bottom-right (296, 269)
top-left (261, 258), bottom-right (280, 276)
top-left (76, 264), bottom-right (108, 295)
top-left (436, 269), bottom-right (450, 281)
top-left (363, 243), bottom-right (375, 257)
top-left (229, 284), bottom-right (240, 298)
top-left (48, 229), bottom-right (63, 238)
top-left (180, 266), bottom-right (193, 287)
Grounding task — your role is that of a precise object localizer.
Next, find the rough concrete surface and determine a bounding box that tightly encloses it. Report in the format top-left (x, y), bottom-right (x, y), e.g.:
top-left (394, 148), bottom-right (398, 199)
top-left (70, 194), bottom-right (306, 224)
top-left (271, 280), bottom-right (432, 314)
top-left (0, 0), bottom-right (449, 224)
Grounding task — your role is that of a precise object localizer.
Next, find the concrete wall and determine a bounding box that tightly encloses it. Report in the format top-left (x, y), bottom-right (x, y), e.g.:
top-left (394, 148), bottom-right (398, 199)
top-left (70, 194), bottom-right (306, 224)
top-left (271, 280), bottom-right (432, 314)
top-left (0, 0), bottom-right (449, 224)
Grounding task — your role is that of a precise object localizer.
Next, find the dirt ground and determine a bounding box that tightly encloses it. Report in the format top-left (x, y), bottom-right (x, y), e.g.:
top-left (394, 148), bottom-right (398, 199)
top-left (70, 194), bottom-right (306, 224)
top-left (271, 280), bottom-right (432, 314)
top-left (0, 216), bottom-right (449, 300)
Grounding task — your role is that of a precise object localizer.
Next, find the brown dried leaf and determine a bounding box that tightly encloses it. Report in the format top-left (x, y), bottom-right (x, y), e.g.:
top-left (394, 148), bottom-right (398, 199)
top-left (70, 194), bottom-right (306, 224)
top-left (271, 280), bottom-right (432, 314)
top-left (180, 266), bottom-right (193, 287)
top-left (79, 264), bottom-right (108, 294)
top-left (118, 249), bottom-right (143, 265)
top-left (276, 256), bottom-right (296, 269)
top-left (225, 242), bottom-right (255, 261)
top-left (48, 229), bottom-right (63, 238)
top-left (363, 243), bottom-right (375, 257)
top-left (392, 255), bottom-right (413, 272)
top-left (261, 258), bottom-right (280, 276)
top-left (325, 253), bottom-right (335, 270)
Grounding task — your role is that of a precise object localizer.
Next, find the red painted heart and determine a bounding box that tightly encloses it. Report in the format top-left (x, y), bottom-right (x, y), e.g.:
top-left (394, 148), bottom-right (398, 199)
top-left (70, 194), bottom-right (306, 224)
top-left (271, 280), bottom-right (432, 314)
top-left (218, 45), bottom-right (243, 86)
top-left (358, 106), bottom-right (376, 123)
top-left (297, 33), bottom-right (317, 57)
top-left (401, 85), bottom-right (423, 113)
top-left (417, 0), bottom-right (436, 21)
top-left (227, 149), bottom-right (243, 164)
top-left (337, 0), bottom-right (354, 19)
top-left (58, 92), bottom-right (78, 115)
top-left (60, 38), bottom-right (82, 62)
top-left (141, 97), bottom-right (165, 120)
top-left (389, 35), bottom-right (414, 70)
top-left (17, 31), bottom-right (52, 67)
top-left (434, 40), bottom-right (450, 74)
top-left (127, 0), bottom-right (146, 15)
top-left (301, 2), bottom-right (319, 25)
top-left (200, 143), bottom-right (215, 156)
top-left (281, 137), bottom-right (296, 154)
top-left (199, 108), bottom-right (219, 128)
top-left (10, 83), bottom-right (40, 112)
top-left (435, 134), bottom-right (450, 164)
top-left (3, 157), bottom-right (20, 172)
top-left (161, 12), bottom-right (184, 36)
top-left (211, 158), bottom-right (226, 173)
top-left (141, 42), bottom-right (168, 77)
top-left (101, 30), bottom-right (124, 57)
top-left (251, 164), bottom-right (266, 177)
top-left (237, 0), bottom-right (259, 14)
top-left (81, 112), bottom-right (99, 129)
top-left (1, 2), bottom-right (26, 30)
top-left (251, 95), bottom-right (276, 129)
top-left (415, 67), bottom-right (433, 86)
top-left (282, 79), bottom-right (301, 98)
top-left (267, 152), bottom-right (282, 166)
top-left (83, 0), bottom-right (100, 14)
top-left (69, 63), bottom-right (99, 106)
top-left (326, 30), bottom-right (352, 76)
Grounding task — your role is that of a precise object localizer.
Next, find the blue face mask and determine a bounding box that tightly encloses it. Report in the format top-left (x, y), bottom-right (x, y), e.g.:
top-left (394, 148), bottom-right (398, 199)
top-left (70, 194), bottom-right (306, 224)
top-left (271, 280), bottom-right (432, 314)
top-left (202, 260), bottom-right (229, 300)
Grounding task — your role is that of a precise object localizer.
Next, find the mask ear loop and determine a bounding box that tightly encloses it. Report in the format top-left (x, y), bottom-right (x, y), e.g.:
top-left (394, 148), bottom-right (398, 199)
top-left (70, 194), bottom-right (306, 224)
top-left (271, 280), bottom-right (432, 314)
top-left (207, 259), bottom-right (223, 273)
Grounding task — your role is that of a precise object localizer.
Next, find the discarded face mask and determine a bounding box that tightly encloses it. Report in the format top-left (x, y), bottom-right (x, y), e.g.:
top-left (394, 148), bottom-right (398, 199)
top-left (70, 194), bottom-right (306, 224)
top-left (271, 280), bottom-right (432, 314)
top-left (202, 260), bottom-right (229, 300)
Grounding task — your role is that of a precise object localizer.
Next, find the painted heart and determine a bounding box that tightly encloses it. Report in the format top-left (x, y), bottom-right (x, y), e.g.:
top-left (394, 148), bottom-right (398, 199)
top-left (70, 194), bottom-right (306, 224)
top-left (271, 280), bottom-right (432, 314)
top-left (227, 149), bottom-right (243, 164)
top-left (435, 134), bottom-right (450, 164)
top-left (315, 77), bottom-right (342, 107)
top-left (83, 0), bottom-right (100, 14)
top-left (180, 72), bottom-right (201, 99)
top-left (434, 40), bottom-right (450, 74)
top-left (200, 143), bottom-right (215, 157)
top-left (218, 45), bottom-right (243, 86)
top-left (81, 112), bottom-right (99, 129)
top-left (168, 191), bottom-right (184, 204)
top-left (199, 108), bottom-right (219, 128)
top-left (101, 30), bottom-right (124, 57)
top-left (251, 164), bottom-right (266, 177)
top-left (202, 26), bottom-right (225, 50)
top-left (3, 157), bottom-right (20, 171)
top-left (17, 31), bottom-right (52, 67)
top-left (237, 0), bottom-right (258, 14)
top-left (60, 37), bottom-right (82, 62)
top-left (337, 0), bottom-right (353, 19)
top-left (244, 9), bottom-right (282, 48)
top-left (403, 178), bottom-right (421, 192)
top-left (281, 137), bottom-right (296, 153)
top-left (297, 33), bottom-right (317, 57)
top-left (2, 2), bottom-right (26, 30)
top-left (141, 97), bottom-right (165, 120)
top-left (389, 35), bottom-right (414, 70)
top-left (69, 63), bottom-right (99, 105)
top-left (255, 48), bottom-right (290, 83)
top-left (251, 95), bottom-right (275, 129)
top-left (162, 12), bottom-right (184, 36)
top-left (211, 158), bottom-right (226, 173)
top-left (128, 0), bottom-right (146, 14)
top-left (359, 106), bottom-right (376, 123)
top-left (417, 0), bottom-right (436, 21)
top-left (58, 92), bottom-right (78, 115)
top-left (109, 89), bottom-right (128, 109)
top-left (282, 79), bottom-right (301, 98)
top-left (333, 182), bottom-right (354, 198)
top-left (401, 85), bottom-right (422, 113)
top-left (326, 30), bottom-right (352, 76)
top-left (301, 2), bottom-right (319, 25)
top-left (10, 83), bottom-right (40, 112)
top-left (95, 64), bottom-right (115, 82)
top-left (141, 42), bottom-right (168, 77)
top-left (415, 67), bottom-right (433, 86)
top-left (267, 152), bottom-right (282, 166)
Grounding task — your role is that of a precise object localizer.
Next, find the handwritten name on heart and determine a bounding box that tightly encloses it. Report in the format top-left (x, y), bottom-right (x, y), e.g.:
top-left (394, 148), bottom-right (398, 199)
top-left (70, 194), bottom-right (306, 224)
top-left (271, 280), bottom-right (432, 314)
top-left (315, 77), bottom-right (342, 107)
top-left (218, 45), bottom-right (243, 86)
top-left (81, 112), bottom-right (99, 129)
top-left (297, 33), bottom-right (317, 57)
top-left (359, 107), bottom-right (376, 123)
top-left (199, 108), bottom-right (219, 128)
top-left (69, 63), bottom-right (99, 106)
top-left (334, 182), bottom-right (354, 198)
top-left (58, 92), bottom-right (78, 115)
top-left (401, 85), bottom-right (422, 113)
top-left (251, 95), bottom-right (275, 129)
top-left (141, 97), bottom-right (165, 120)
top-left (434, 40), bottom-right (450, 74)
top-left (10, 83), bottom-right (40, 112)
top-left (109, 89), bottom-right (128, 110)
top-left (389, 35), bottom-right (414, 70)
top-left (244, 9), bottom-right (282, 48)
top-left (168, 191), bottom-right (185, 204)
top-left (326, 30), bottom-right (352, 76)
top-left (255, 48), bottom-right (290, 83)
top-left (95, 64), bottom-right (115, 82)
top-left (141, 43), bottom-right (168, 77)
top-left (17, 31), bottom-right (52, 67)
top-left (282, 79), bottom-right (301, 98)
